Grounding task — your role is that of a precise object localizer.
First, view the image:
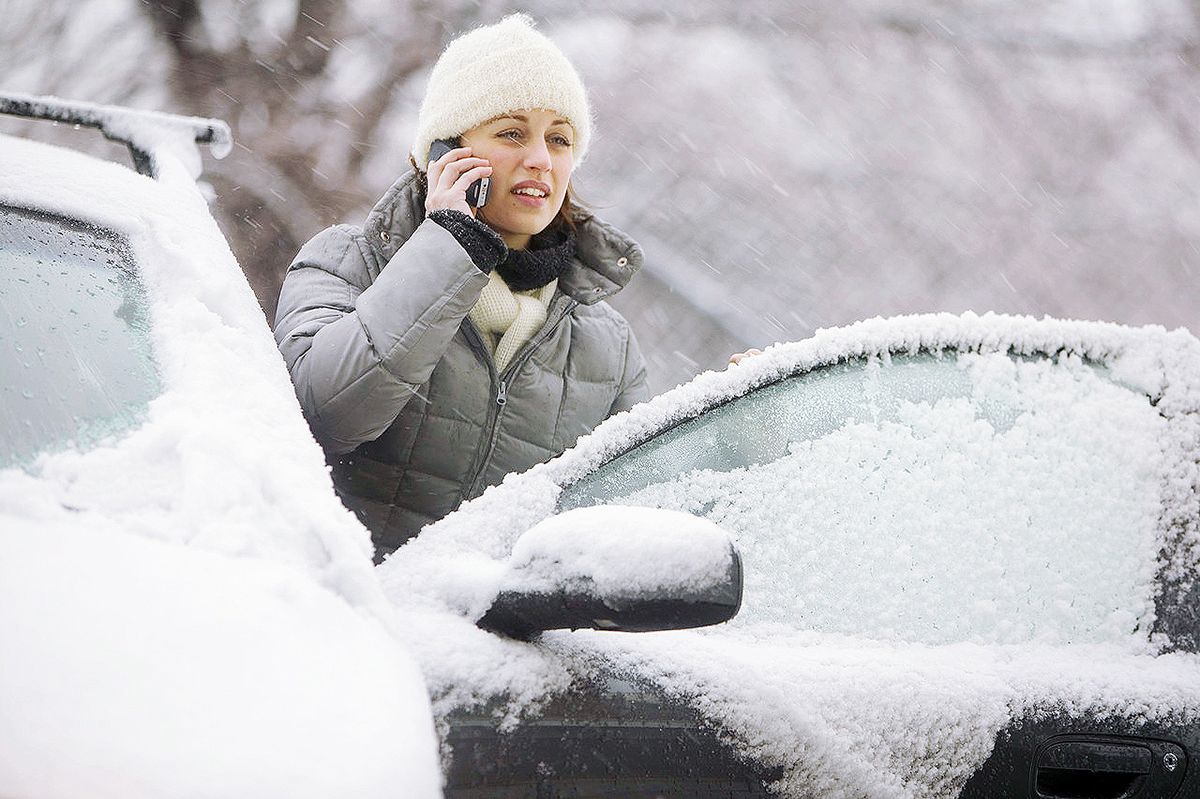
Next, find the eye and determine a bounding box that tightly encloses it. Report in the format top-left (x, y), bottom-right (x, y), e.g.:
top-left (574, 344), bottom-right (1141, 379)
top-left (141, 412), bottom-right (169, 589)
top-left (497, 128), bottom-right (523, 141)
top-left (549, 133), bottom-right (573, 148)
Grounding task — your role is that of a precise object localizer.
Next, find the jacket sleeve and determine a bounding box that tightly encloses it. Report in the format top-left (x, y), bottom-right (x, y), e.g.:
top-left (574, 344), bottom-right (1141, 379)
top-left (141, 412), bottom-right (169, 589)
top-left (609, 324), bottom-right (650, 415)
top-left (274, 219), bottom-right (489, 453)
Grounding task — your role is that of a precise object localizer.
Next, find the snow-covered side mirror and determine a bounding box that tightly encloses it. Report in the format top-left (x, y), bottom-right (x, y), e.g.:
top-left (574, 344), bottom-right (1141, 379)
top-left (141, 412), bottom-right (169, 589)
top-left (477, 506), bottom-right (742, 639)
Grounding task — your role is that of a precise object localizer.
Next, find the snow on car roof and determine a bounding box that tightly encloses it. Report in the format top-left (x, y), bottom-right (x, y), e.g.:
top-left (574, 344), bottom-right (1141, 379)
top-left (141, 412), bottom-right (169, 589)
top-left (379, 311), bottom-right (1200, 798)
top-left (549, 311), bottom-right (1189, 486)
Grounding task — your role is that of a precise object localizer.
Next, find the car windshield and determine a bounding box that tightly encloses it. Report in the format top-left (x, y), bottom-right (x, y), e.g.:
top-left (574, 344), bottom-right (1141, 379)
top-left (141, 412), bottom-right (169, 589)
top-left (560, 351), bottom-right (1168, 647)
top-left (0, 205), bottom-right (158, 467)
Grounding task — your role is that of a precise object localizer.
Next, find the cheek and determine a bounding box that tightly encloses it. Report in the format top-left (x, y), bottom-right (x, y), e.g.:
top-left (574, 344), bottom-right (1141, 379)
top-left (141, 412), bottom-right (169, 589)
top-left (478, 147), bottom-right (510, 172)
top-left (554, 155), bottom-right (575, 187)
top-left (465, 139), bottom-right (509, 170)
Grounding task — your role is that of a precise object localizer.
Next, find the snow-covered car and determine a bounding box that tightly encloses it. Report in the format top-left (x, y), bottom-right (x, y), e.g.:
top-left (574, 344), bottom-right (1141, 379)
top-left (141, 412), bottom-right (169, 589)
top-left (0, 95), bottom-right (442, 798)
top-left (380, 312), bottom-right (1200, 797)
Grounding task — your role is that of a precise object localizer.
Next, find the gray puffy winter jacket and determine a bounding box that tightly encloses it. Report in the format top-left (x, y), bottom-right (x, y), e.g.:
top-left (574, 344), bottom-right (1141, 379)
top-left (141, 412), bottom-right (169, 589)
top-left (274, 170), bottom-right (648, 560)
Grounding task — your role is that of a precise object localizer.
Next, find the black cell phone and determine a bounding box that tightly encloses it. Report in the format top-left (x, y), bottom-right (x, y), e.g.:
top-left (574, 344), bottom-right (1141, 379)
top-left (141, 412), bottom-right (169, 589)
top-left (428, 138), bottom-right (490, 207)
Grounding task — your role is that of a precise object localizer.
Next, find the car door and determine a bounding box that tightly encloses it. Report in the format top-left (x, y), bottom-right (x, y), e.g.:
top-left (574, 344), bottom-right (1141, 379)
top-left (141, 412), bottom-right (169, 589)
top-left (384, 315), bottom-right (1200, 798)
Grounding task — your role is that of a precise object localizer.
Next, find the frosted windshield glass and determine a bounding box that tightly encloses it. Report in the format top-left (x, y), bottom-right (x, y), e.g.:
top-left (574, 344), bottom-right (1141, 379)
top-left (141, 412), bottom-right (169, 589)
top-left (0, 206), bottom-right (159, 467)
top-left (559, 353), bottom-right (1166, 645)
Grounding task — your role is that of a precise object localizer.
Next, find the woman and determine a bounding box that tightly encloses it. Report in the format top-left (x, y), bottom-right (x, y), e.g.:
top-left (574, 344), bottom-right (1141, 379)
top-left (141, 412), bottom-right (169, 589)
top-left (274, 15), bottom-right (647, 563)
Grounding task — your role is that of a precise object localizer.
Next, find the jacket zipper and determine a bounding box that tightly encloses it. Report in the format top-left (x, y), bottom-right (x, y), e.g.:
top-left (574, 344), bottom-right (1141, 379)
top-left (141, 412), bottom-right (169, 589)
top-left (460, 318), bottom-right (501, 504)
top-left (462, 297), bottom-right (577, 499)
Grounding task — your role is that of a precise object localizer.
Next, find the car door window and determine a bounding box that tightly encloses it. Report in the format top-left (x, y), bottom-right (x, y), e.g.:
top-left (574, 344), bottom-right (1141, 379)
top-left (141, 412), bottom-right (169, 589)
top-left (1, 205), bottom-right (159, 467)
top-left (560, 352), bottom-right (1167, 646)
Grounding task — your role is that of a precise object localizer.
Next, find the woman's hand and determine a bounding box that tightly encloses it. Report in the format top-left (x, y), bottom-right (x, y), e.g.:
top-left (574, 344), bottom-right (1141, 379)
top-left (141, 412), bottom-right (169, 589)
top-left (728, 348), bottom-right (763, 366)
top-left (425, 146), bottom-right (492, 217)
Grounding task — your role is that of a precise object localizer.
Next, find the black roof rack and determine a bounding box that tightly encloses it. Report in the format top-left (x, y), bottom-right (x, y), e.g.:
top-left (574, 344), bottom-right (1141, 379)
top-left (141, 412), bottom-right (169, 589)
top-left (0, 91), bottom-right (232, 178)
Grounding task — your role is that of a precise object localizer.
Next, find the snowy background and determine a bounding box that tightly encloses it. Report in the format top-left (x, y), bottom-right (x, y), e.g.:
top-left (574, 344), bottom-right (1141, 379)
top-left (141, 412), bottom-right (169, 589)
top-left (3, 0), bottom-right (1198, 394)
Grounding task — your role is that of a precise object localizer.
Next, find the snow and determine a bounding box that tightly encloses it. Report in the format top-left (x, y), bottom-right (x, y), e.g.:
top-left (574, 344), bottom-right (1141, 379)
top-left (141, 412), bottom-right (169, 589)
top-left (1, 518), bottom-right (430, 799)
top-left (192, 0), bottom-right (299, 57)
top-left (0, 133), bottom-right (440, 797)
top-left (5, 100), bottom-right (1200, 799)
top-left (503, 505), bottom-right (735, 600)
top-left (601, 352), bottom-right (1165, 644)
top-left (569, 631), bottom-right (1200, 799)
top-left (378, 311), bottom-right (1200, 797)
top-left (6, 5), bottom-right (1200, 792)
top-left (0, 91), bottom-right (232, 179)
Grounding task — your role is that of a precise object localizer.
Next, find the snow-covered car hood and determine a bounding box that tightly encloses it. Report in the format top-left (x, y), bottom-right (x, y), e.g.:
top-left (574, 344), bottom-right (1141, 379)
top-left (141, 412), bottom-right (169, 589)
top-left (0, 132), bottom-right (439, 797)
top-left (379, 311), bottom-right (1200, 798)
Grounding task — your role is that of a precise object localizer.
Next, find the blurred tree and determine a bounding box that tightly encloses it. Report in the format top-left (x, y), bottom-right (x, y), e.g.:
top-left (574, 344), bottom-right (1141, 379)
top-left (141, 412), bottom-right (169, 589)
top-left (137, 0), bottom-right (478, 319)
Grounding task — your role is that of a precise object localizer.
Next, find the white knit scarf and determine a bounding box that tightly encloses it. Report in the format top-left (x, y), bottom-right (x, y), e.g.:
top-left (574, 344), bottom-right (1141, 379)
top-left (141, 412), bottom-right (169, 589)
top-left (469, 271), bottom-right (557, 371)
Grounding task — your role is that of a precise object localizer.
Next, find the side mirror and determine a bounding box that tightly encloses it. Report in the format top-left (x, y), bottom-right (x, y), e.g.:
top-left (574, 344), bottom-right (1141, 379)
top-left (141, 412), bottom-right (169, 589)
top-left (476, 506), bottom-right (742, 639)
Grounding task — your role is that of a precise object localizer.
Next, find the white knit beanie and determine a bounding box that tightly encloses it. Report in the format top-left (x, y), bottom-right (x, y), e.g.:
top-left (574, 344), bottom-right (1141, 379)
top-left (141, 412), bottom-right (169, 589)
top-left (411, 14), bottom-right (592, 169)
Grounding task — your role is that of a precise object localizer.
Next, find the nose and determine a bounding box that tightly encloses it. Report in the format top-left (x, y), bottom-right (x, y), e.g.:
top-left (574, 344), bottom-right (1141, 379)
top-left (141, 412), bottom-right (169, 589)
top-left (522, 138), bottom-right (552, 172)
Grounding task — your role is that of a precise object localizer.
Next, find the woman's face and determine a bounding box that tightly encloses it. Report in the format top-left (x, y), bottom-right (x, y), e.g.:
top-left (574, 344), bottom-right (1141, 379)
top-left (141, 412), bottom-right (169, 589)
top-left (460, 108), bottom-right (576, 250)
